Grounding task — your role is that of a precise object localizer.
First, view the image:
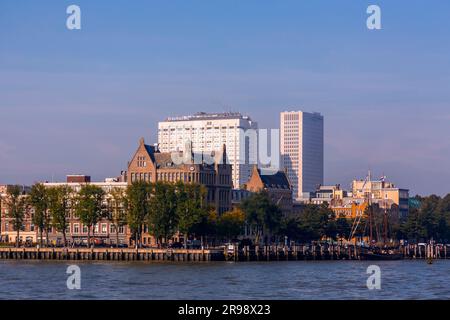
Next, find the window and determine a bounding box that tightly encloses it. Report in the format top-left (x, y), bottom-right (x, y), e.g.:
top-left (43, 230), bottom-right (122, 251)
top-left (110, 225), bottom-right (116, 233)
top-left (101, 223), bottom-right (107, 234)
top-left (119, 226), bottom-right (124, 234)
top-left (94, 224), bottom-right (99, 233)
top-left (137, 155), bottom-right (147, 167)
top-left (83, 225), bottom-right (88, 234)
top-left (73, 223), bottom-right (80, 234)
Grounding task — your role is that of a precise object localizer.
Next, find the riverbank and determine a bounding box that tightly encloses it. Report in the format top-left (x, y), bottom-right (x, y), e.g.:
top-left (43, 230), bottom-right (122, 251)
top-left (0, 244), bottom-right (448, 262)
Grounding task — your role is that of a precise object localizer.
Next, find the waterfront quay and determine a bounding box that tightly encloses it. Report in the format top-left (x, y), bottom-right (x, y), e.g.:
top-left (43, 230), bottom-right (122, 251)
top-left (1, 244), bottom-right (449, 262)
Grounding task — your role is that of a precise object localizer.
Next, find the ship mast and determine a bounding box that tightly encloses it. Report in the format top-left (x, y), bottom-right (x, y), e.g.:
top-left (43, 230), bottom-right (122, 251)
top-left (367, 170), bottom-right (374, 245)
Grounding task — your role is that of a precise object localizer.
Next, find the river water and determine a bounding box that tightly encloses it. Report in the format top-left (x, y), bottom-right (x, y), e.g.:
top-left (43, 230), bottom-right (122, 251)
top-left (0, 260), bottom-right (449, 300)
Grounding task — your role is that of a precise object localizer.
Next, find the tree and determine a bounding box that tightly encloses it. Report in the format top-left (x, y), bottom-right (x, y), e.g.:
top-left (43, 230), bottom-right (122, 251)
top-left (176, 182), bottom-right (208, 247)
top-left (240, 191), bottom-right (282, 244)
top-left (48, 186), bottom-right (71, 247)
top-left (401, 206), bottom-right (425, 242)
top-left (107, 187), bottom-right (127, 247)
top-left (278, 216), bottom-right (301, 242)
top-left (75, 185), bottom-right (105, 247)
top-left (125, 181), bottom-right (150, 248)
top-left (28, 183), bottom-right (50, 247)
top-left (217, 208), bottom-right (245, 241)
top-left (437, 194), bottom-right (450, 242)
top-left (148, 181), bottom-right (178, 245)
top-left (335, 214), bottom-right (351, 242)
top-left (297, 203), bottom-right (334, 242)
top-left (191, 208), bottom-right (218, 247)
top-left (420, 195), bottom-right (442, 240)
top-left (5, 185), bottom-right (26, 247)
top-left (400, 195), bottom-right (449, 243)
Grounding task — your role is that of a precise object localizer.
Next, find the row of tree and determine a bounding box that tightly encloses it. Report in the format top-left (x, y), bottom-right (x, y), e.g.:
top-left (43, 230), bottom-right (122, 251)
top-left (0, 182), bottom-right (257, 248)
top-left (1, 182), bottom-right (212, 248)
top-left (396, 194), bottom-right (450, 243)
top-left (277, 194), bottom-right (450, 244)
top-left (1, 181), bottom-right (449, 247)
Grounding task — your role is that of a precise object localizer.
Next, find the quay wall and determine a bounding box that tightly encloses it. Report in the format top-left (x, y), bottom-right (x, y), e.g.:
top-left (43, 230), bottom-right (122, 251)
top-left (0, 244), bottom-right (448, 262)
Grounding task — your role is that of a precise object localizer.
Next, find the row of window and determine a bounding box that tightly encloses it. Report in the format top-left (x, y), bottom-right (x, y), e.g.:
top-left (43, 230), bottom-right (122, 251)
top-left (71, 223), bottom-right (125, 235)
top-left (159, 126), bottom-right (237, 131)
top-left (0, 222), bottom-right (125, 234)
top-left (130, 171), bottom-right (227, 185)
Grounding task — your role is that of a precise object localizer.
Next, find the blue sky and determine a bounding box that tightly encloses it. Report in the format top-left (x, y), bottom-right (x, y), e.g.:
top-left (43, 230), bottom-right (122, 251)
top-left (1, 0), bottom-right (449, 195)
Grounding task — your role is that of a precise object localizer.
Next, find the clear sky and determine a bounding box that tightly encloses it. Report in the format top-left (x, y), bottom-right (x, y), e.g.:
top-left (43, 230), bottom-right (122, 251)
top-left (1, 0), bottom-right (449, 196)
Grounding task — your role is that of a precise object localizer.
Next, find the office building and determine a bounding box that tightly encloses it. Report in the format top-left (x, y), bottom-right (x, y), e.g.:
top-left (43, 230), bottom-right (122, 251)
top-left (280, 111), bottom-right (324, 200)
top-left (158, 112), bottom-right (257, 188)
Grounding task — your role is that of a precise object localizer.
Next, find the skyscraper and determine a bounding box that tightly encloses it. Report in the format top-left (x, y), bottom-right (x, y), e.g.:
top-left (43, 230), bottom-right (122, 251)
top-left (280, 111), bottom-right (324, 200)
top-left (158, 112), bottom-right (258, 188)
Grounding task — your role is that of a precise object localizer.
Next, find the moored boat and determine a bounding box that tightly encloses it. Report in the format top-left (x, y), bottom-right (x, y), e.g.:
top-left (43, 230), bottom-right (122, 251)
top-left (360, 247), bottom-right (404, 260)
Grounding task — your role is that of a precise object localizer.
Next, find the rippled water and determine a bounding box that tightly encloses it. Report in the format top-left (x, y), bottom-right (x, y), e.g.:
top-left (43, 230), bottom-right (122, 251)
top-left (1, 260), bottom-right (449, 300)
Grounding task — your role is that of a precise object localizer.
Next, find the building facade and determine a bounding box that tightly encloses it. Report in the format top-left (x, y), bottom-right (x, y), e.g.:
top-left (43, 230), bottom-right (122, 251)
top-left (280, 111), bottom-right (324, 200)
top-left (158, 112), bottom-right (257, 188)
top-left (245, 166), bottom-right (293, 216)
top-left (43, 178), bottom-right (129, 246)
top-left (127, 137), bottom-right (233, 214)
top-left (351, 175), bottom-right (409, 218)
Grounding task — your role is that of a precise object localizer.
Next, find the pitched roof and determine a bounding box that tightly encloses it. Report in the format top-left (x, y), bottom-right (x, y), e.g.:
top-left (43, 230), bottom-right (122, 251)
top-left (136, 138), bottom-right (228, 169)
top-left (144, 145), bottom-right (156, 162)
top-left (258, 169), bottom-right (291, 189)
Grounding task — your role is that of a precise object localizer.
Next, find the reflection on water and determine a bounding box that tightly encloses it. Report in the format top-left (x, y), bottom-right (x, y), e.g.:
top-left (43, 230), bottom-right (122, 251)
top-left (1, 260), bottom-right (449, 300)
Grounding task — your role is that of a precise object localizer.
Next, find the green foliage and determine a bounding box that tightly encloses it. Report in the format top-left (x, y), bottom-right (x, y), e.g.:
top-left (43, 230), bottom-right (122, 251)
top-left (176, 183), bottom-right (208, 236)
top-left (217, 208), bottom-right (245, 240)
top-left (335, 215), bottom-right (351, 240)
top-left (240, 191), bottom-right (282, 242)
top-left (5, 185), bottom-right (26, 247)
top-left (47, 185), bottom-right (71, 246)
top-left (278, 217), bottom-right (302, 241)
top-left (148, 182), bottom-right (178, 243)
top-left (74, 184), bottom-right (105, 246)
top-left (124, 181), bottom-right (212, 246)
top-left (296, 203), bottom-right (336, 242)
top-left (125, 181), bottom-right (150, 246)
top-left (400, 194), bottom-right (450, 242)
top-left (190, 208), bottom-right (219, 240)
top-left (28, 183), bottom-right (50, 246)
top-left (107, 187), bottom-right (127, 246)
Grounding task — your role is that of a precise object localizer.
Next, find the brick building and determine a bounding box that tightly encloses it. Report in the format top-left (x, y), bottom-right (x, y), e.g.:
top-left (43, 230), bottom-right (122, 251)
top-left (245, 166), bottom-right (293, 215)
top-left (126, 138), bottom-right (232, 214)
top-left (1, 138), bottom-right (234, 247)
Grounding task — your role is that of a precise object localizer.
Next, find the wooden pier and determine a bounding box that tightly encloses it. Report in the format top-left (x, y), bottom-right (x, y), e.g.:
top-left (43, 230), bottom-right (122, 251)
top-left (226, 244), bottom-right (450, 262)
top-left (0, 244), bottom-right (448, 262)
top-left (0, 247), bottom-right (222, 262)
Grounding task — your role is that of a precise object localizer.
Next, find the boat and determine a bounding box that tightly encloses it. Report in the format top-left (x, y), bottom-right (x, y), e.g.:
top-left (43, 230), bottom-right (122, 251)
top-left (360, 251), bottom-right (404, 260)
top-left (359, 247), bottom-right (404, 260)
top-left (349, 172), bottom-right (405, 261)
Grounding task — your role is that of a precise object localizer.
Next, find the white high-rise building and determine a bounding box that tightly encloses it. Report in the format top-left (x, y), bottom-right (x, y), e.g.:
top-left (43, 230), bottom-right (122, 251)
top-left (158, 112), bottom-right (258, 188)
top-left (280, 111), bottom-right (324, 200)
